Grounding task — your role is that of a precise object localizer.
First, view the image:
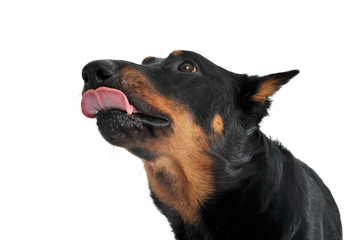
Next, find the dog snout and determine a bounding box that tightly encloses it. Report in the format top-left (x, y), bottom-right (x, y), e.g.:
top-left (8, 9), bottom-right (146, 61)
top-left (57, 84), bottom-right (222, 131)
top-left (82, 60), bottom-right (118, 89)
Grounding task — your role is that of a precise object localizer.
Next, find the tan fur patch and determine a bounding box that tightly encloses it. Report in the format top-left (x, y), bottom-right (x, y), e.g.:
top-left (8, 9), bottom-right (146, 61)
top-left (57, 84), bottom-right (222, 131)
top-left (251, 78), bottom-right (279, 103)
top-left (211, 114), bottom-right (224, 135)
top-left (118, 66), bottom-right (214, 225)
top-left (171, 50), bottom-right (183, 56)
top-left (142, 56), bottom-right (153, 62)
top-left (82, 84), bottom-right (86, 95)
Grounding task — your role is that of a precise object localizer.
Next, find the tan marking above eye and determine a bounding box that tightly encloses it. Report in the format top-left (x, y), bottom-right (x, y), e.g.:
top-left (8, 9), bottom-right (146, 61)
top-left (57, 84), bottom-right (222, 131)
top-left (171, 50), bottom-right (183, 56)
top-left (142, 56), bottom-right (154, 63)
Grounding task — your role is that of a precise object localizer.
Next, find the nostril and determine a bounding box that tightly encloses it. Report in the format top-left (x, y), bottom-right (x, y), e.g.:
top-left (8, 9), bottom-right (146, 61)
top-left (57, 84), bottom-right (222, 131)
top-left (82, 60), bottom-right (117, 87)
top-left (95, 69), bottom-right (112, 82)
top-left (82, 72), bottom-right (89, 83)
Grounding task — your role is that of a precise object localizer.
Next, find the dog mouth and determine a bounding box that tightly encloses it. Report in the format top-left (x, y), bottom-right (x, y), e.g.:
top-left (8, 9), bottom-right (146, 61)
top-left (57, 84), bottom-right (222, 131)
top-left (81, 87), bottom-right (170, 128)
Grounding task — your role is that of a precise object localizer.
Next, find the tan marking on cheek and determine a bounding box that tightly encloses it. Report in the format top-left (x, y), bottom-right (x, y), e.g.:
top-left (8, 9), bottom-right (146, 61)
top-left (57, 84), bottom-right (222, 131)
top-left (143, 110), bottom-right (214, 224)
top-left (171, 50), bottom-right (183, 56)
top-left (251, 78), bottom-right (279, 103)
top-left (211, 114), bottom-right (224, 135)
top-left (118, 66), bottom-right (214, 224)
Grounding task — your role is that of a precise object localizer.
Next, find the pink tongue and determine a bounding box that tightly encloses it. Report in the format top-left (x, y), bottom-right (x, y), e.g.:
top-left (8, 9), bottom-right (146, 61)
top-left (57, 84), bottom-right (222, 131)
top-left (81, 87), bottom-right (137, 118)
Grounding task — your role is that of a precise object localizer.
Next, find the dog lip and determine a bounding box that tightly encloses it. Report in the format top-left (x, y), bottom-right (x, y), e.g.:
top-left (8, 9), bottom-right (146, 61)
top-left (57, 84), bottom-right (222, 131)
top-left (97, 109), bottom-right (171, 128)
top-left (125, 96), bottom-right (171, 127)
top-left (113, 96), bottom-right (171, 127)
top-left (133, 112), bottom-right (170, 127)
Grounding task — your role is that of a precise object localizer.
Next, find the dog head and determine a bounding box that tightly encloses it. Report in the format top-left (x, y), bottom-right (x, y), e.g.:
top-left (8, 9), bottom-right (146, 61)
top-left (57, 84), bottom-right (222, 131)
top-left (81, 50), bottom-right (298, 152)
top-left (81, 50), bottom-right (299, 224)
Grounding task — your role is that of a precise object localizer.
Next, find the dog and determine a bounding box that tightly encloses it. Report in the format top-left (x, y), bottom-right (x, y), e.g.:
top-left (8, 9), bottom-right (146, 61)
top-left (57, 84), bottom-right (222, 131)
top-left (80, 50), bottom-right (342, 240)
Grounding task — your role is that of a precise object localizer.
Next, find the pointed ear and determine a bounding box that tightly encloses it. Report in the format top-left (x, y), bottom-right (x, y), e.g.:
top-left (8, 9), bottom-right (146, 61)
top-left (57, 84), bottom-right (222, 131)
top-left (242, 70), bottom-right (299, 123)
top-left (251, 70), bottom-right (299, 104)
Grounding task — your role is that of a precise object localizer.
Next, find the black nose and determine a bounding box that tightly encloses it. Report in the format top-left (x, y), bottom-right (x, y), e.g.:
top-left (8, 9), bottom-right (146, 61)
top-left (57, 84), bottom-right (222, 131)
top-left (82, 60), bottom-right (118, 89)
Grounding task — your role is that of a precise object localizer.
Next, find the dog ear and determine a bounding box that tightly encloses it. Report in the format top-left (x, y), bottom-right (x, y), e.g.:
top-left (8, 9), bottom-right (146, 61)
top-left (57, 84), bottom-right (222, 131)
top-left (241, 70), bottom-right (299, 123)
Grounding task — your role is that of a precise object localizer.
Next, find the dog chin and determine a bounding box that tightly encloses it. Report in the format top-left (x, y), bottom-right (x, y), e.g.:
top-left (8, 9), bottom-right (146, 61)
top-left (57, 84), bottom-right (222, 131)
top-left (96, 109), bottom-right (169, 148)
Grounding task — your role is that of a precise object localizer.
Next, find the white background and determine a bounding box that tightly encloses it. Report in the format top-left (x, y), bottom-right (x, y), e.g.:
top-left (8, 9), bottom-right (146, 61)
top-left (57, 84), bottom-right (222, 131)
top-left (0, 1), bottom-right (360, 239)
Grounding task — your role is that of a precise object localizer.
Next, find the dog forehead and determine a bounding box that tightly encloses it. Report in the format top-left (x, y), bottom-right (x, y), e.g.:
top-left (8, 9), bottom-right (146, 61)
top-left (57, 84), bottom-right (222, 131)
top-left (168, 50), bottom-right (204, 59)
top-left (142, 50), bottom-right (209, 66)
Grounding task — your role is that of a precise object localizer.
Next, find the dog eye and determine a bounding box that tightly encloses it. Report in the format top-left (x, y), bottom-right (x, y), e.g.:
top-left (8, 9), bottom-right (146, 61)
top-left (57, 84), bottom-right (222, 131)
top-left (178, 62), bottom-right (197, 73)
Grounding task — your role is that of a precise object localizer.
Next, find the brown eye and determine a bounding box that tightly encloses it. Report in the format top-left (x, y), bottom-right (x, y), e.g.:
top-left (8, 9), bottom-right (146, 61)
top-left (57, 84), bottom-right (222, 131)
top-left (178, 62), bottom-right (197, 73)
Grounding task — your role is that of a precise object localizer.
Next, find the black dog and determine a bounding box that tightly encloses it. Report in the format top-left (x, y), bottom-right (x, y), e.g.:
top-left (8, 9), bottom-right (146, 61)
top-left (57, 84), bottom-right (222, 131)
top-left (81, 50), bottom-right (342, 240)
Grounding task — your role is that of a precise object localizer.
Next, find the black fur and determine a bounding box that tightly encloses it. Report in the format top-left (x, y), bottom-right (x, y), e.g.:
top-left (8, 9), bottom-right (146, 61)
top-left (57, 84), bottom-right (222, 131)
top-left (81, 51), bottom-right (342, 240)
